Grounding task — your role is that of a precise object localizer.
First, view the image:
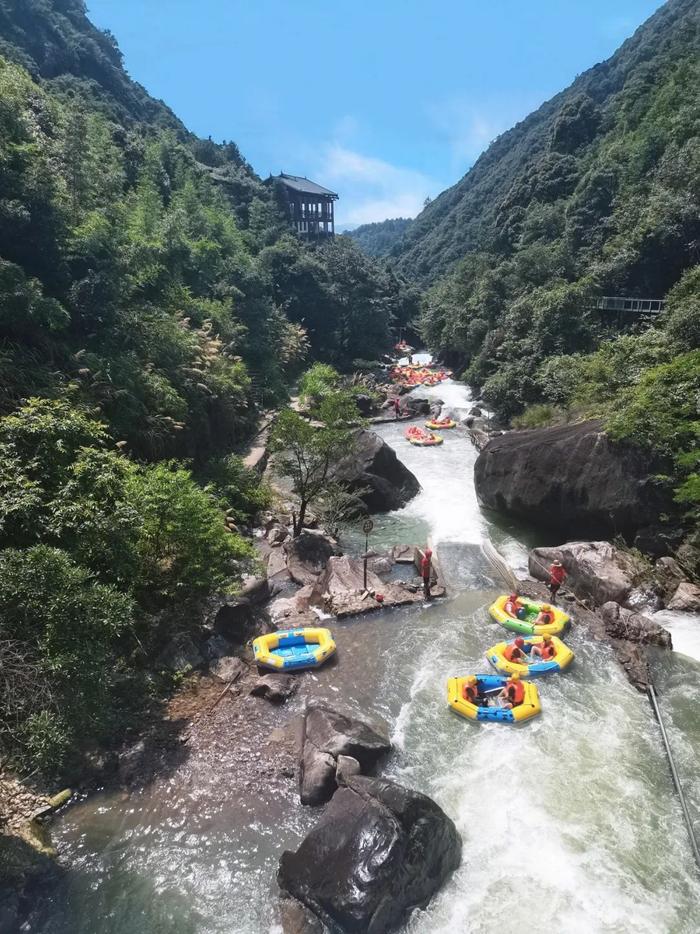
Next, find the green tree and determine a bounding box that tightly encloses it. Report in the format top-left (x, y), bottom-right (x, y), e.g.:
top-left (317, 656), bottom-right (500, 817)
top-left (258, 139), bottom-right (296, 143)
top-left (0, 545), bottom-right (136, 774)
top-left (270, 392), bottom-right (357, 536)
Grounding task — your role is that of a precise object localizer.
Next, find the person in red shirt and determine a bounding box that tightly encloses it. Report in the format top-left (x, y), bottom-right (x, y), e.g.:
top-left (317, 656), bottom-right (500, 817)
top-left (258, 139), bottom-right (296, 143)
top-left (393, 396), bottom-right (402, 419)
top-left (503, 637), bottom-right (527, 663)
top-left (549, 560), bottom-right (566, 602)
top-left (419, 547), bottom-right (433, 600)
top-left (500, 672), bottom-right (525, 708)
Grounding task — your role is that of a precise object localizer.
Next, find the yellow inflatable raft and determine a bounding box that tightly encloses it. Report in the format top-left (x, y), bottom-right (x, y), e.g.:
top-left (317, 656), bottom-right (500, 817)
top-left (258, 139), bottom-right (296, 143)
top-left (252, 627), bottom-right (335, 671)
top-left (425, 419), bottom-right (456, 430)
top-left (447, 675), bottom-right (541, 723)
top-left (489, 595), bottom-right (569, 636)
top-left (486, 635), bottom-right (574, 677)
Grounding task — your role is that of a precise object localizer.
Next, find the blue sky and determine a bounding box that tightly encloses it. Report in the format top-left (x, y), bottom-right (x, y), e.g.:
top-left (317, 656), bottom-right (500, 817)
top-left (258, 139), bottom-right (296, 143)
top-left (87, 0), bottom-right (664, 229)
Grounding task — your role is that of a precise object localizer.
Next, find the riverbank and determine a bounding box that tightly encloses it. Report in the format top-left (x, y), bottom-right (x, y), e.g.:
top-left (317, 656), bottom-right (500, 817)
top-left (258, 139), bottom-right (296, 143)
top-left (17, 376), bottom-right (700, 934)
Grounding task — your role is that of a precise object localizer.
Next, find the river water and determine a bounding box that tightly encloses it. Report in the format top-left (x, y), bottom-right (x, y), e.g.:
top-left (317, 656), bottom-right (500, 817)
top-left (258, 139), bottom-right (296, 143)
top-left (35, 378), bottom-right (700, 934)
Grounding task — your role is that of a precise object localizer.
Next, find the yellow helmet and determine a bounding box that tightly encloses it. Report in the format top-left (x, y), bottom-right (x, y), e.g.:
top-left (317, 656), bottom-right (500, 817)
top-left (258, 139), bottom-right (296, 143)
top-left (510, 672), bottom-right (521, 681)
top-left (466, 675), bottom-right (477, 684)
top-left (543, 634), bottom-right (552, 642)
top-left (542, 605), bottom-right (552, 612)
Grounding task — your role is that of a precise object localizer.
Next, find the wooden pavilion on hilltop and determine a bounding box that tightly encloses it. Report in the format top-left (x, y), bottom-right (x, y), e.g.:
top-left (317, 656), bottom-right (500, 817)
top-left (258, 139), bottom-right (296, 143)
top-left (272, 173), bottom-right (338, 238)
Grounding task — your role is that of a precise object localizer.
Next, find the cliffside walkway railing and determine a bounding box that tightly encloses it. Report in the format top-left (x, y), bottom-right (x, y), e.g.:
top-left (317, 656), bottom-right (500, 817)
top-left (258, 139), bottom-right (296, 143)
top-left (593, 296), bottom-right (665, 320)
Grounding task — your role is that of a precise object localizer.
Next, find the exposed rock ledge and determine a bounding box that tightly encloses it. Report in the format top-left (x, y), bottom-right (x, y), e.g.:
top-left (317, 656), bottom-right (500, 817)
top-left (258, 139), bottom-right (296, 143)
top-left (516, 580), bottom-right (671, 691)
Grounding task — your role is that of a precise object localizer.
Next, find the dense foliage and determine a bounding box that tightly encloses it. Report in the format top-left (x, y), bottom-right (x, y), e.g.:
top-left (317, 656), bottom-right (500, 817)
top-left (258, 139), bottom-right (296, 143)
top-left (270, 387), bottom-right (360, 536)
top-left (0, 0), bottom-right (417, 776)
top-left (0, 398), bottom-right (256, 772)
top-left (389, 0), bottom-right (699, 415)
top-left (344, 218), bottom-right (413, 257)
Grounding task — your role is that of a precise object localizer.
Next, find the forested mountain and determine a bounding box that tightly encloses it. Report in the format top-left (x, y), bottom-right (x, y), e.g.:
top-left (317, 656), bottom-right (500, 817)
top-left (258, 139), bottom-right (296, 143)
top-left (0, 0), bottom-right (418, 775)
top-left (392, 0), bottom-right (699, 290)
top-left (345, 217), bottom-right (413, 257)
top-left (390, 0), bottom-right (699, 561)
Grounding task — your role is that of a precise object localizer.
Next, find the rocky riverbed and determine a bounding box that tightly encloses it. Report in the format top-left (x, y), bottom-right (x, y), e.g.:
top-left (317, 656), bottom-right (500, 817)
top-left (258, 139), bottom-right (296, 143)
top-left (7, 377), bottom-right (700, 934)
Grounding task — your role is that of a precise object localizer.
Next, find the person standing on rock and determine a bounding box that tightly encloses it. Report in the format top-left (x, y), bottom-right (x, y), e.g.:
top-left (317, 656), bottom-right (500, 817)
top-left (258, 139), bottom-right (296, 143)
top-left (393, 396), bottom-right (402, 419)
top-left (419, 547), bottom-right (433, 601)
top-left (548, 560), bottom-right (566, 602)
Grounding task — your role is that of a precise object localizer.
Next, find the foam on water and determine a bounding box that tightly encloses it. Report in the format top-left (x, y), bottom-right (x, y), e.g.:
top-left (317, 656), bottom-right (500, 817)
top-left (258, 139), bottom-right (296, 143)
top-left (653, 609), bottom-right (700, 662)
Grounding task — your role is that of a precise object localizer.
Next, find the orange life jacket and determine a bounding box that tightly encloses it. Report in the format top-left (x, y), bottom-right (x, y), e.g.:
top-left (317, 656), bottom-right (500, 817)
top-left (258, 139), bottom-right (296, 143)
top-left (503, 644), bottom-right (523, 662)
top-left (462, 684), bottom-right (479, 704)
top-left (507, 681), bottom-right (525, 705)
top-left (541, 643), bottom-right (556, 660)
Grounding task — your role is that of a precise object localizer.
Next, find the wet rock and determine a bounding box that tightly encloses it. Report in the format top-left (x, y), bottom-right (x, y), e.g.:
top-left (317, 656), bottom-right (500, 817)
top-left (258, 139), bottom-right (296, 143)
top-left (278, 895), bottom-right (326, 934)
top-left (202, 634), bottom-right (232, 661)
top-left (268, 586), bottom-right (316, 629)
top-left (666, 581), bottom-right (700, 612)
top-left (117, 739), bottom-right (146, 785)
top-left (463, 415), bottom-right (488, 431)
top-left (391, 544), bottom-right (417, 564)
top-left (402, 395), bottom-right (436, 416)
top-left (278, 773), bottom-right (461, 934)
top-left (210, 596), bottom-right (256, 643)
top-left (250, 674), bottom-right (298, 703)
top-left (469, 406), bottom-right (483, 416)
top-left (300, 744), bottom-right (338, 807)
top-left (529, 541), bottom-right (640, 606)
top-left (210, 656), bottom-right (247, 683)
top-left (299, 704), bottom-right (391, 806)
top-left (156, 634), bottom-right (204, 672)
top-left (475, 419), bottom-right (669, 538)
top-left (654, 556), bottom-right (685, 600)
top-left (599, 602), bottom-right (672, 648)
top-left (284, 530), bottom-right (341, 586)
top-left (366, 554), bottom-right (394, 579)
top-left (515, 579), bottom-right (668, 692)
top-left (633, 524), bottom-right (685, 559)
top-left (330, 429), bottom-right (420, 512)
top-left (335, 755), bottom-right (361, 784)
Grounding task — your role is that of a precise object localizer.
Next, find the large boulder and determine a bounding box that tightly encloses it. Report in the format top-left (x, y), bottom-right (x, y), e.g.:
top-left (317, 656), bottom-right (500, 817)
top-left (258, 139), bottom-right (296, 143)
top-left (278, 773), bottom-right (461, 933)
top-left (666, 581), bottom-right (700, 612)
top-left (299, 703), bottom-right (391, 806)
top-left (529, 541), bottom-right (640, 606)
top-left (598, 602), bottom-right (672, 648)
top-left (330, 429), bottom-right (420, 512)
top-left (284, 530), bottom-right (341, 586)
top-left (475, 419), bottom-right (669, 538)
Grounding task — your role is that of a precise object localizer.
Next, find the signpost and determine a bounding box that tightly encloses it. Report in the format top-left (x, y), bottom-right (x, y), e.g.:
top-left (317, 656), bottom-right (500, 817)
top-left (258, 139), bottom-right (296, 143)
top-left (362, 518), bottom-right (374, 591)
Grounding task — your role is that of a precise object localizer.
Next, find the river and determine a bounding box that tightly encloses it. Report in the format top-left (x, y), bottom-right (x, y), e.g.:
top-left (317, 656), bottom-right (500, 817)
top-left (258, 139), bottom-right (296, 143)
top-left (34, 377), bottom-right (700, 934)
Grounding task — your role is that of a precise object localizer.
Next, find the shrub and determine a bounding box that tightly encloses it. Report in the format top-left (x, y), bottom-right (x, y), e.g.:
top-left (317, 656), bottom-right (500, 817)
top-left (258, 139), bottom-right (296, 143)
top-left (298, 363), bottom-right (341, 405)
top-left (126, 462), bottom-right (253, 601)
top-left (204, 454), bottom-right (271, 524)
top-left (0, 546), bottom-right (136, 774)
top-left (512, 404), bottom-right (562, 429)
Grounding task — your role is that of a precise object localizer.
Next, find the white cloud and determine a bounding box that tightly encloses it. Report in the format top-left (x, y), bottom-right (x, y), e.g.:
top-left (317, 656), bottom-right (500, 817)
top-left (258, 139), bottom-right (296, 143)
top-left (318, 144), bottom-right (439, 227)
top-left (428, 93), bottom-right (544, 176)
